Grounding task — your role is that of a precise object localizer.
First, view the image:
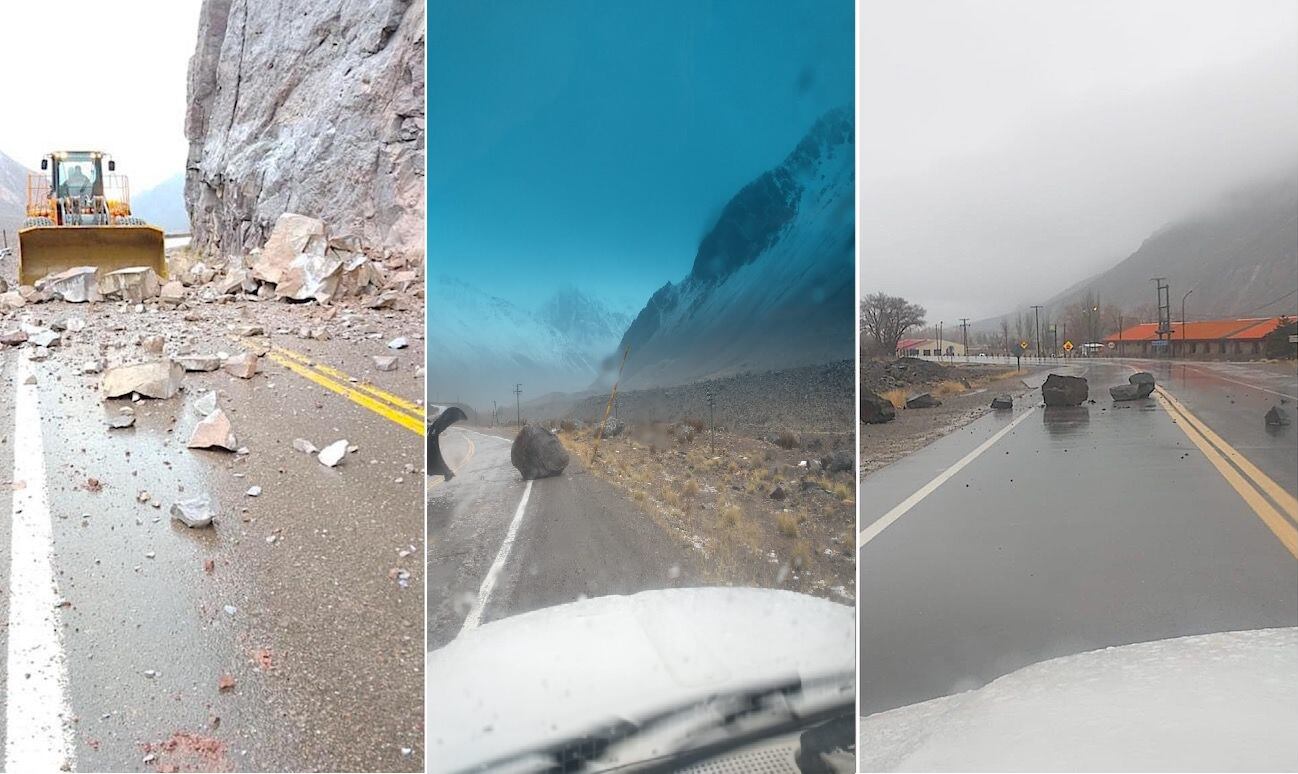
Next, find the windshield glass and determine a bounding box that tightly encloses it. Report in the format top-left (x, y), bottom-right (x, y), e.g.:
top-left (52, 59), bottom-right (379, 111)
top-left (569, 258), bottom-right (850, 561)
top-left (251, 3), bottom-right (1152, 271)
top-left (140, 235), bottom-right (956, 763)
top-left (57, 152), bottom-right (99, 196)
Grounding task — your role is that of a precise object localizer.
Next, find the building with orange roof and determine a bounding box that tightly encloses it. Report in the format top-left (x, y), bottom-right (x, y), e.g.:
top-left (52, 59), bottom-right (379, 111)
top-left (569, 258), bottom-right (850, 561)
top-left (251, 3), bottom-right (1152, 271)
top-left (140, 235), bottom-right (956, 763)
top-left (1102, 316), bottom-right (1293, 359)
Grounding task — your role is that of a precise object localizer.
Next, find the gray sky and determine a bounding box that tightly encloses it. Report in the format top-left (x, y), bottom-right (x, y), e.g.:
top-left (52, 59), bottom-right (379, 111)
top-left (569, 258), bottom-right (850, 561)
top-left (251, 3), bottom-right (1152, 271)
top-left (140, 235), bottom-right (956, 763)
top-left (0, 0), bottom-right (202, 190)
top-left (858, 0), bottom-right (1298, 325)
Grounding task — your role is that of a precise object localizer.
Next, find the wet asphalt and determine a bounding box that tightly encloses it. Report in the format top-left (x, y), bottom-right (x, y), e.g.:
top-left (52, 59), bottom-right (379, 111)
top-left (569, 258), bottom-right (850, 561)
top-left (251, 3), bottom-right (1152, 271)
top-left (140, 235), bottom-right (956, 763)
top-left (426, 426), bottom-right (704, 651)
top-left (859, 358), bottom-right (1298, 717)
top-left (0, 306), bottom-right (425, 772)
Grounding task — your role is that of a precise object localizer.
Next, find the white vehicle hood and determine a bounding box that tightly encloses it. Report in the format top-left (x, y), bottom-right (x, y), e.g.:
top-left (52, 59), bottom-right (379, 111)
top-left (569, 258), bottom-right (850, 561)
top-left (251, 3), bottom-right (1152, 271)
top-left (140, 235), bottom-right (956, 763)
top-left (859, 627), bottom-right (1298, 772)
top-left (427, 587), bottom-right (854, 772)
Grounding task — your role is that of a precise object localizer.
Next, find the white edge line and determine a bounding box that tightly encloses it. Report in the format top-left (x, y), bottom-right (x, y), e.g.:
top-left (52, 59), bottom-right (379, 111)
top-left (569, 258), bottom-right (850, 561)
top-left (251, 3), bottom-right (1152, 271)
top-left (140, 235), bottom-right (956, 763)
top-left (858, 407), bottom-right (1038, 547)
top-left (458, 479), bottom-right (534, 635)
top-left (6, 354), bottom-right (74, 770)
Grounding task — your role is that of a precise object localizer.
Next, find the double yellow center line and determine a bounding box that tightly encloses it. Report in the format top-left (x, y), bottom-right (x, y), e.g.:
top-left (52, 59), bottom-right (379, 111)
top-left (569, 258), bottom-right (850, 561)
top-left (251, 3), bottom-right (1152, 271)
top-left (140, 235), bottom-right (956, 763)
top-left (267, 345), bottom-right (426, 435)
top-left (1155, 386), bottom-right (1298, 559)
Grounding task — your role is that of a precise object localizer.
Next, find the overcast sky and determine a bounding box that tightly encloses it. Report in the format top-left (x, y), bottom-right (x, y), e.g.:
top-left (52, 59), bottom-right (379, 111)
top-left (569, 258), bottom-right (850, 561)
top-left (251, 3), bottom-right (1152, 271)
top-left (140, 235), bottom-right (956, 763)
top-left (0, 0), bottom-right (202, 190)
top-left (859, 0), bottom-right (1298, 325)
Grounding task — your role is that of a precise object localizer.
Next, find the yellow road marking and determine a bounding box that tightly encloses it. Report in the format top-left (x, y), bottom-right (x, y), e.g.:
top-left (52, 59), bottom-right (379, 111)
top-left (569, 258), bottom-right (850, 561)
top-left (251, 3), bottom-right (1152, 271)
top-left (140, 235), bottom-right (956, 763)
top-left (1157, 387), bottom-right (1298, 523)
top-left (271, 345), bottom-right (424, 417)
top-left (1155, 390), bottom-right (1298, 559)
top-left (265, 351), bottom-right (425, 435)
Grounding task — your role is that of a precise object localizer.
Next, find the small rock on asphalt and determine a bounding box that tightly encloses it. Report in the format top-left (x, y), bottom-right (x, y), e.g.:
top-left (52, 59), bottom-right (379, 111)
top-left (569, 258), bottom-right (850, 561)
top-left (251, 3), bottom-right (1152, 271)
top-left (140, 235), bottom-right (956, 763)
top-left (171, 496), bottom-right (218, 528)
top-left (318, 439), bottom-right (349, 467)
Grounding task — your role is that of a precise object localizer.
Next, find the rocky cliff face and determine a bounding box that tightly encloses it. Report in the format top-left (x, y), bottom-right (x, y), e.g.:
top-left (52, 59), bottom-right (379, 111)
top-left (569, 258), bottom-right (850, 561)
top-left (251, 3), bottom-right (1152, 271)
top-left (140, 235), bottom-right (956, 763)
top-left (184, 0), bottom-right (424, 262)
top-left (0, 149), bottom-right (29, 238)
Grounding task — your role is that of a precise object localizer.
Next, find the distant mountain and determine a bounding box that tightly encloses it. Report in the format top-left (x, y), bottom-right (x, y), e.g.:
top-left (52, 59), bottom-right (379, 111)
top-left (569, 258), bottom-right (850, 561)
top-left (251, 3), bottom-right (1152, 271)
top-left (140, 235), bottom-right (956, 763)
top-left (536, 286), bottom-right (633, 368)
top-left (427, 276), bottom-right (616, 410)
top-left (984, 172), bottom-right (1298, 330)
top-left (0, 149), bottom-right (30, 240)
top-left (132, 173), bottom-right (190, 233)
top-left (614, 107), bottom-right (855, 388)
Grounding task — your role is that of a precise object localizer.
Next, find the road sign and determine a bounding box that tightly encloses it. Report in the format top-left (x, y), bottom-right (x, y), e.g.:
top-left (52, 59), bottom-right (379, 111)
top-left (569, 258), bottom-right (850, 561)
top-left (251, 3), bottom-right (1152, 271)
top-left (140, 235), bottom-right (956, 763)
top-left (1063, 340), bottom-right (1074, 352)
top-left (1108, 341), bottom-right (1116, 349)
top-left (1019, 340), bottom-right (1029, 350)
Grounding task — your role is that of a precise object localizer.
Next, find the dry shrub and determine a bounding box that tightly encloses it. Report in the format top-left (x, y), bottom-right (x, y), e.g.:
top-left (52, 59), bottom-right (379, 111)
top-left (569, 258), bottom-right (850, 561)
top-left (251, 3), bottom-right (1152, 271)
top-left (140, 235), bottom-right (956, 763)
top-left (662, 488), bottom-right (682, 509)
top-left (684, 417), bottom-right (705, 432)
top-left (931, 379), bottom-right (970, 397)
top-left (881, 387), bottom-right (909, 408)
top-left (776, 512), bottom-right (799, 537)
top-left (775, 431), bottom-right (799, 450)
top-left (791, 539), bottom-right (815, 568)
top-left (632, 490), bottom-right (646, 502)
top-left (682, 479), bottom-right (700, 498)
top-left (719, 502), bottom-right (742, 528)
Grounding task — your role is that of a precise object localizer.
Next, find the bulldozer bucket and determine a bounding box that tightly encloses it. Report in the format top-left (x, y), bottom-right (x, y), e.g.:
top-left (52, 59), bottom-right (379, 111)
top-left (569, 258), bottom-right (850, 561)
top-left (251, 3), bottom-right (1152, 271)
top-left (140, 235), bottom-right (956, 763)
top-left (17, 225), bottom-right (166, 287)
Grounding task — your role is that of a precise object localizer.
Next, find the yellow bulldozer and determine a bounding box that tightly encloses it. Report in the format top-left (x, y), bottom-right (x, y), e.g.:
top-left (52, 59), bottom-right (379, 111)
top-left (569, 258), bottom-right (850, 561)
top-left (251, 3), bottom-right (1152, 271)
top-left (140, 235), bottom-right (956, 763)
top-left (17, 150), bottom-right (165, 286)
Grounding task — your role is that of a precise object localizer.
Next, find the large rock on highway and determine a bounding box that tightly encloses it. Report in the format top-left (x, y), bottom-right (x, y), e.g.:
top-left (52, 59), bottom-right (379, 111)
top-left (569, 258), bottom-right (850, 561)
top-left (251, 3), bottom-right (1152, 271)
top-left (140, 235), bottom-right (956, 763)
top-left (184, 0), bottom-right (425, 260)
top-left (861, 389), bottom-right (896, 424)
top-left (511, 424), bottom-right (570, 480)
top-left (1041, 373), bottom-right (1088, 407)
top-left (1110, 372), bottom-right (1156, 401)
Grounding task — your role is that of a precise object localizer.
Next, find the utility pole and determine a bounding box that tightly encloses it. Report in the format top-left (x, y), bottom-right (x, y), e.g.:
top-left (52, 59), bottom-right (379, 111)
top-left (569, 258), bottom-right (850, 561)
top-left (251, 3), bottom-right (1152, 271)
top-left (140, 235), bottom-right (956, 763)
top-left (1181, 289), bottom-right (1194, 358)
top-left (492, 400), bottom-right (497, 427)
top-left (959, 318), bottom-right (969, 361)
top-left (705, 387), bottom-right (716, 455)
top-left (1118, 312), bottom-right (1124, 357)
top-left (513, 383), bottom-right (522, 426)
top-left (1030, 305), bottom-right (1043, 361)
top-left (939, 321), bottom-right (944, 359)
top-left (1061, 322), bottom-right (1067, 357)
top-left (1152, 278), bottom-right (1171, 357)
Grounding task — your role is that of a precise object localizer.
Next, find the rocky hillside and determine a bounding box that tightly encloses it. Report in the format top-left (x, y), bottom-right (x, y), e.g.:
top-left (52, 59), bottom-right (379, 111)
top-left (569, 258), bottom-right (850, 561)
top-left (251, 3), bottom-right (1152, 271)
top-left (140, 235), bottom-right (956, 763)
top-left (1038, 172), bottom-right (1298, 322)
top-left (184, 0), bottom-right (424, 261)
top-left (0, 149), bottom-right (29, 239)
top-left (615, 107), bottom-right (855, 389)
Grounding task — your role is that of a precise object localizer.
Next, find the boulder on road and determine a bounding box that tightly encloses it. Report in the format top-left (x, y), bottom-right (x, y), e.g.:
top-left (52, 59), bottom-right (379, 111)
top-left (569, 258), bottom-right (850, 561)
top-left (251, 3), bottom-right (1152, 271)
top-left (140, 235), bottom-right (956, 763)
top-left (991, 394), bottom-right (1013, 410)
top-left (511, 424), bottom-right (569, 480)
top-left (1042, 373), bottom-right (1088, 407)
top-left (252, 213), bottom-right (325, 286)
top-left (222, 352), bottom-right (258, 379)
top-left (1110, 372), bottom-right (1156, 401)
top-left (187, 408), bottom-right (238, 451)
top-left (102, 360), bottom-right (184, 399)
top-left (40, 266), bottom-right (101, 302)
top-left (905, 392), bottom-right (942, 409)
top-left (861, 389), bottom-right (896, 424)
top-left (100, 267), bottom-right (160, 302)
top-left (1265, 406), bottom-right (1291, 427)
top-left (171, 496), bottom-right (217, 528)
top-left (177, 354), bottom-right (222, 372)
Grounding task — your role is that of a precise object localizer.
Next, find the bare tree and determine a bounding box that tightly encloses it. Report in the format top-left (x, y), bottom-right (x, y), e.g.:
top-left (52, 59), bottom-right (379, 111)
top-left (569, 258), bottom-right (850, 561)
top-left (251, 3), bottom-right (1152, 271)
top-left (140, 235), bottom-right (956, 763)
top-left (860, 292), bottom-right (926, 357)
top-left (999, 317), bottom-right (1010, 354)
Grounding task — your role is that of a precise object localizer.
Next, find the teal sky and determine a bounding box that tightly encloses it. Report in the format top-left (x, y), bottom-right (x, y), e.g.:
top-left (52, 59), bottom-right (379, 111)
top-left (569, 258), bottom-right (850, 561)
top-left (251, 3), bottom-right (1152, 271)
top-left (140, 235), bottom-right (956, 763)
top-left (429, 0), bottom-right (853, 313)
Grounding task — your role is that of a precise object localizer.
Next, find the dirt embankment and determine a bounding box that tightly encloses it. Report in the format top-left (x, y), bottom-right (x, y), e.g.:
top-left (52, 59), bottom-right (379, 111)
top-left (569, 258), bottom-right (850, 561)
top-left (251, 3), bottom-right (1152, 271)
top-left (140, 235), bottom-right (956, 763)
top-left (526, 359), bottom-right (854, 438)
top-left (860, 357), bottom-right (1035, 475)
top-left (559, 420), bottom-right (856, 604)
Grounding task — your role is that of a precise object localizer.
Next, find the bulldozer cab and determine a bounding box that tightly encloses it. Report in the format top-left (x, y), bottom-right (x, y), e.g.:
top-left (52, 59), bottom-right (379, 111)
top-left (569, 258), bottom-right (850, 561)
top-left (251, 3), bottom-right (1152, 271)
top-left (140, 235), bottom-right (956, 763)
top-left (18, 150), bottom-right (164, 286)
top-left (49, 152), bottom-right (104, 201)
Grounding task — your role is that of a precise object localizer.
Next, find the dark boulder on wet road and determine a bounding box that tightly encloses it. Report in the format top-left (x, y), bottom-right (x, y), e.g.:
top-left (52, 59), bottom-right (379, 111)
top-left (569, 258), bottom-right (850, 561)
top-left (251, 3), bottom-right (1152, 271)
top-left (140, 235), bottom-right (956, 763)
top-left (1265, 406), bottom-right (1291, 427)
top-left (990, 394), bottom-right (1013, 410)
top-left (1042, 373), bottom-right (1088, 407)
top-left (861, 389), bottom-right (896, 424)
top-left (1110, 372), bottom-right (1156, 401)
top-left (511, 423), bottom-right (570, 480)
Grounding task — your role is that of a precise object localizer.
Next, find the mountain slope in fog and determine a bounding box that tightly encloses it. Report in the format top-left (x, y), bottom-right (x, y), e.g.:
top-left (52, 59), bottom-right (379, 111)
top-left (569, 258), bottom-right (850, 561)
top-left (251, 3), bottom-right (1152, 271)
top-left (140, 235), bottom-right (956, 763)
top-left (0, 149), bottom-right (29, 238)
top-left (428, 276), bottom-right (629, 407)
top-left (133, 173), bottom-right (191, 233)
top-left (614, 107), bottom-right (855, 389)
top-left (1045, 173), bottom-right (1298, 320)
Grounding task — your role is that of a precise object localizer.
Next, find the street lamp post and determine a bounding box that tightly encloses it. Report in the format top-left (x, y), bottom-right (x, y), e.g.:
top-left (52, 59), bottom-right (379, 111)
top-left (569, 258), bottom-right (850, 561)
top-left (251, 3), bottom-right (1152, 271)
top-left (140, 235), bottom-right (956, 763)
top-left (1181, 290), bottom-right (1194, 358)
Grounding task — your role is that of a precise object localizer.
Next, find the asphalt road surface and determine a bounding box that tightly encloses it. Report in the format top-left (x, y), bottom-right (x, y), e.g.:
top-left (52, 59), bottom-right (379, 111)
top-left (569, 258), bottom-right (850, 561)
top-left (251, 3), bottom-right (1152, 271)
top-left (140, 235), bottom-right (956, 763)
top-left (859, 358), bottom-right (1297, 718)
top-left (427, 426), bottom-right (703, 651)
top-left (1, 310), bottom-right (425, 772)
